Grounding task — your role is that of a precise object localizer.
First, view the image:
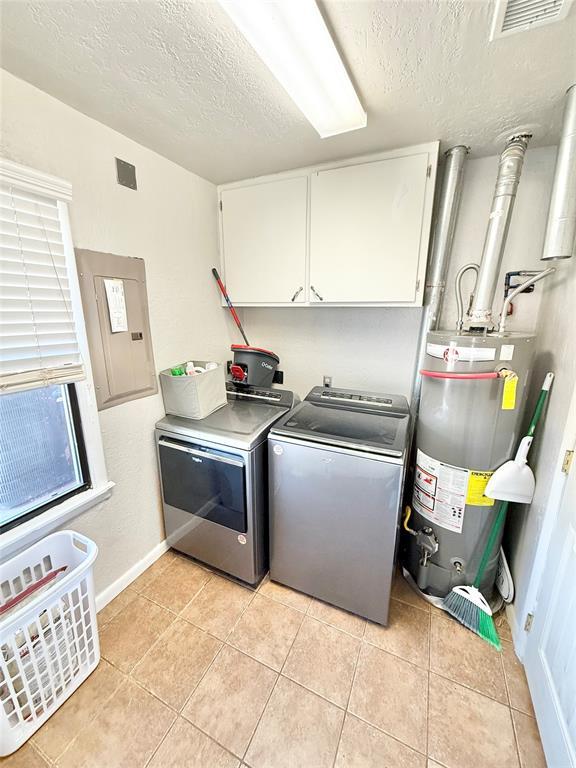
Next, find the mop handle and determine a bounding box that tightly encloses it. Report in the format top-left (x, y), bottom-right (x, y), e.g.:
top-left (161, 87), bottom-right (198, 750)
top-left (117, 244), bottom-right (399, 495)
top-left (211, 268), bottom-right (250, 346)
top-left (473, 371), bottom-right (554, 588)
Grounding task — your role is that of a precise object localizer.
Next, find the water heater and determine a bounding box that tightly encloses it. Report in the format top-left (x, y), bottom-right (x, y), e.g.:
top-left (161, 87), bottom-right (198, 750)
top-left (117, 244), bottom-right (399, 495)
top-left (405, 330), bottom-right (534, 597)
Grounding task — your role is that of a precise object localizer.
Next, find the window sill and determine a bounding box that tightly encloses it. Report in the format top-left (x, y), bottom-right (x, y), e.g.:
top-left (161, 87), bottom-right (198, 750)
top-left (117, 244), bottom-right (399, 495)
top-left (0, 481), bottom-right (115, 561)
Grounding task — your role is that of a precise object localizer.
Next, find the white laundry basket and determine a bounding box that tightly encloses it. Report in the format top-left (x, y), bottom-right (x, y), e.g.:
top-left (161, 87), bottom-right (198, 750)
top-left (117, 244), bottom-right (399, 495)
top-left (0, 531), bottom-right (99, 756)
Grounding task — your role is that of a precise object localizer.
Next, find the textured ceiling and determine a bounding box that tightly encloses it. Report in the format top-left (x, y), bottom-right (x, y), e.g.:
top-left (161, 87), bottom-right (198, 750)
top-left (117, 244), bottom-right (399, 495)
top-left (1, 0), bottom-right (575, 183)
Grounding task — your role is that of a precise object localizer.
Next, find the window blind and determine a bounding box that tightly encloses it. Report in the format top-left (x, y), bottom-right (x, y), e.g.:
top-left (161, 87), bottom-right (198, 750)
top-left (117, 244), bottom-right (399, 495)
top-left (0, 182), bottom-right (84, 393)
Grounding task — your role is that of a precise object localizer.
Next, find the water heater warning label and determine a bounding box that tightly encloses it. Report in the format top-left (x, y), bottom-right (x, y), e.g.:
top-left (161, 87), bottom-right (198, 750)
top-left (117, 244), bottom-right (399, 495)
top-left (413, 449), bottom-right (469, 533)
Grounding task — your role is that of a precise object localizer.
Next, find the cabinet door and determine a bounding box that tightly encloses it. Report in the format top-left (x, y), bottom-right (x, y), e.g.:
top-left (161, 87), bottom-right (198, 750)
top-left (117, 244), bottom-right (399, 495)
top-left (220, 176), bottom-right (307, 304)
top-left (309, 154), bottom-right (429, 303)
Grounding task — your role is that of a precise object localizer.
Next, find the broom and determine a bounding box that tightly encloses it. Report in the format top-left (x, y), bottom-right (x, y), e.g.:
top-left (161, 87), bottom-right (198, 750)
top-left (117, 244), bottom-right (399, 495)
top-left (443, 501), bottom-right (507, 650)
top-left (444, 372), bottom-right (553, 649)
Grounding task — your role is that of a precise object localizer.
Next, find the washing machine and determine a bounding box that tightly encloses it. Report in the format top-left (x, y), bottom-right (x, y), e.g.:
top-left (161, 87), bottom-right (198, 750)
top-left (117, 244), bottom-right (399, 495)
top-left (268, 386), bottom-right (410, 625)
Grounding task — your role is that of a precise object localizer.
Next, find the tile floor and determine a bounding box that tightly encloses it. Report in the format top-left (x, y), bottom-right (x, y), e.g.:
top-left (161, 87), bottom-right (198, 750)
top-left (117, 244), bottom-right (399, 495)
top-left (3, 550), bottom-right (546, 768)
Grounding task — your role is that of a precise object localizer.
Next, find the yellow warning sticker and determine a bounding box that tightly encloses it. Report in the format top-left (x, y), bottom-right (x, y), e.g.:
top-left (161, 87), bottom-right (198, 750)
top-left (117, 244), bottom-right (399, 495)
top-left (466, 471), bottom-right (495, 506)
top-left (502, 373), bottom-right (518, 410)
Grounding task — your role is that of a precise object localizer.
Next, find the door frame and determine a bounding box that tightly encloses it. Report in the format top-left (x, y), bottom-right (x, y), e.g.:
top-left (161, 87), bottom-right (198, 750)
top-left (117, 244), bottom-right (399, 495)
top-left (509, 380), bottom-right (576, 660)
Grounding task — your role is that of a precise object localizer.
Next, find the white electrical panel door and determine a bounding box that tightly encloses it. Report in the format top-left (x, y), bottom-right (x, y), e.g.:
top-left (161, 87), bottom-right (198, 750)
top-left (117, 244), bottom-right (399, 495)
top-left (221, 176), bottom-right (308, 304)
top-left (309, 154), bottom-right (429, 303)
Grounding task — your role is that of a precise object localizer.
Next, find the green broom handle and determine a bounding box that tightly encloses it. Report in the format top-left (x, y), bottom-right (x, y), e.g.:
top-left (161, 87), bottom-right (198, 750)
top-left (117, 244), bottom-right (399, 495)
top-left (473, 371), bottom-right (553, 589)
top-left (474, 501), bottom-right (508, 588)
top-left (528, 371), bottom-right (554, 436)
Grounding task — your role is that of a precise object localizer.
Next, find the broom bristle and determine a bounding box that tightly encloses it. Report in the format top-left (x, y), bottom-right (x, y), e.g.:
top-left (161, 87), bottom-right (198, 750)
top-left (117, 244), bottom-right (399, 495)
top-left (443, 588), bottom-right (502, 651)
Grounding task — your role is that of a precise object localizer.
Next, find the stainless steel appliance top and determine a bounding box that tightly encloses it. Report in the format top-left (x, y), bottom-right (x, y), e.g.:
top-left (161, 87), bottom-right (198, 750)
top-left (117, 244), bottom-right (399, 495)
top-left (270, 386), bottom-right (410, 457)
top-left (156, 383), bottom-right (296, 451)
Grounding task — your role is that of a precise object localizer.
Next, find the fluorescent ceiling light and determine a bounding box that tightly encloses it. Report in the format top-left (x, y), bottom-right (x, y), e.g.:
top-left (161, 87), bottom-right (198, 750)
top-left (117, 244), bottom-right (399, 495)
top-left (218, 0), bottom-right (367, 138)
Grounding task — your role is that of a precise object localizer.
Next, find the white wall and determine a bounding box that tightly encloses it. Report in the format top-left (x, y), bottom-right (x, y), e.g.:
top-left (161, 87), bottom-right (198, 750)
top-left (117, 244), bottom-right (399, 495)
top-left (505, 257), bottom-right (576, 642)
top-left (0, 70), bottom-right (236, 594)
top-left (241, 147), bottom-right (557, 400)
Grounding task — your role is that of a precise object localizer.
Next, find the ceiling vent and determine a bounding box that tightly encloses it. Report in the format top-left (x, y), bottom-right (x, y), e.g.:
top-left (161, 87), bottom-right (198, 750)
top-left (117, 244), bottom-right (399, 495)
top-left (490, 0), bottom-right (574, 39)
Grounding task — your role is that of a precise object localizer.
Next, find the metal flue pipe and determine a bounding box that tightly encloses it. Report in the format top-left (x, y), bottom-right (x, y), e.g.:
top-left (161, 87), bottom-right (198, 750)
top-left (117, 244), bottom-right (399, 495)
top-left (467, 134), bottom-right (531, 329)
top-left (542, 83), bottom-right (576, 261)
top-left (410, 145), bottom-right (469, 413)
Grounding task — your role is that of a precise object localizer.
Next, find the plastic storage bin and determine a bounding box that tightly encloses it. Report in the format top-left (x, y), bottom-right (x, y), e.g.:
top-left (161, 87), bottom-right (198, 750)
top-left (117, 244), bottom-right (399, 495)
top-left (159, 361), bottom-right (227, 420)
top-left (0, 531), bottom-right (99, 756)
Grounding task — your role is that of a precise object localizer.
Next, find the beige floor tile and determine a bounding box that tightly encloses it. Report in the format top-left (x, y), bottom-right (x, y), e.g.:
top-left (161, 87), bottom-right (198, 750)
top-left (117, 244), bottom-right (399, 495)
top-left (183, 645), bottom-right (277, 758)
top-left (148, 717), bottom-right (240, 768)
top-left (97, 587), bottom-right (137, 628)
top-left (348, 643), bottom-right (428, 753)
top-left (427, 762), bottom-right (444, 768)
top-left (308, 599), bottom-right (366, 638)
top-left (258, 578), bottom-right (312, 612)
top-left (512, 710), bottom-right (546, 768)
top-left (99, 594), bottom-right (174, 673)
top-left (141, 556), bottom-right (212, 613)
top-left (228, 594), bottom-right (304, 670)
top-left (502, 641), bottom-right (535, 715)
top-left (181, 575), bottom-right (253, 639)
top-left (334, 713), bottom-right (426, 768)
top-left (245, 676), bottom-right (344, 768)
top-left (1, 743), bottom-right (49, 767)
top-left (494, 610), bottom-right (513, 642)
top-left (131, 551), bottom-right (178, 593)
top-left (430, 614), bottom-right (508, 703)
top-left (365, 599), bottom-right (430, 668)
top-left (132, 618), bottom-right (221, 710)
top-left (391, 569), bottom-right (431, 612)
top-left (283, 616), bottom-right (360, 706)
top-left (32, 659), bottom-right (124, 761)
top-left (57, 678), bottom-right (175, 768)
top-left (428, 673), bottom-right (519, 768)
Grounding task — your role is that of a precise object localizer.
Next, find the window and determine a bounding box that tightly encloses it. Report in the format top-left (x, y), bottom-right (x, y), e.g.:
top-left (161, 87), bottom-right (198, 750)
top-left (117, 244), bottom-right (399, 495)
top-left (0, 384), bottom-right (90, 532)
top-left (0, 158), bottom-right (111, 551)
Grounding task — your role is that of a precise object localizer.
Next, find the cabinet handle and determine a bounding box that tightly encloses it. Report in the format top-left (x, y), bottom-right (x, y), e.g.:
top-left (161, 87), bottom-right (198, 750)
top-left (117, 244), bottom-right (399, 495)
top-left (310, 285), bottom-right (324, 301)
top-left (291, 286), bottom-right (303, 302)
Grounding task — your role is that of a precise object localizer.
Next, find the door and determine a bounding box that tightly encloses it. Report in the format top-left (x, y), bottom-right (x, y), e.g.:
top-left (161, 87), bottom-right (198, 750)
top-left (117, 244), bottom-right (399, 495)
top-left (220, 176), bottom-right (307, 304)
top-left (158, 437), bottom-right (247, 533)
top-left (309, 154), bottom-right (429, 303)
top-left (523, 394), bottom-right (576, 767)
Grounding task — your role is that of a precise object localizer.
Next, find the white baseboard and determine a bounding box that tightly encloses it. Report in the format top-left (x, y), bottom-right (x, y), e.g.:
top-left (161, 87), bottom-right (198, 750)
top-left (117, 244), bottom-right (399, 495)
top-left (506, 601), bottom-right (527, 660)
top-left (95, 539), bottom-right (169, 613)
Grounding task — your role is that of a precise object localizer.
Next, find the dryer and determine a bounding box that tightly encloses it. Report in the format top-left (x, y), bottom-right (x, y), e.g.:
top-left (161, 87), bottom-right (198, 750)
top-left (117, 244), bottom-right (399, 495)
top-left (156, 383), bottom-right (295, 585)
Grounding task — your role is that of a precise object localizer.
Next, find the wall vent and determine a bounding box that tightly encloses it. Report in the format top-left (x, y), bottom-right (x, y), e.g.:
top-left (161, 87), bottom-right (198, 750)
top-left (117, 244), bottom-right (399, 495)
top-left (490, 0), bottom-right (574, 39)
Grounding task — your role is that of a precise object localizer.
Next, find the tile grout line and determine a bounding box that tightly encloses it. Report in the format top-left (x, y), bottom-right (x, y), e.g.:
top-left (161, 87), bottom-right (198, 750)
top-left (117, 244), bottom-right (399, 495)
top-left (509, 709), bottom-right (524, 768)
top-left (239, 670), bottom-right (281, 765)
top-left (239, 603), bottom-right (307, 763)
top-left (330, 628), bottom-right (364, 768)
top-left (341, 708), bottom-right (429, 760)
top-left (425, 608), bottom-right (432, 758)
top-left (501, 646), bottom-right (524, 768)
top-left (176, 586), bottom-right (258, 716)
top-left (141, 713), bottom-right (179, 768)
top-left (41, 653), bottom-right (130, 764)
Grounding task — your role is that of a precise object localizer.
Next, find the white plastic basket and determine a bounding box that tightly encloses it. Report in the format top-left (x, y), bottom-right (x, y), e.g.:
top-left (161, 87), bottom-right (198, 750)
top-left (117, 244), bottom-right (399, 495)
top-left (0, 531), bottom-right (99, 756)
top-left (159, 361), bottom-right (227, 420)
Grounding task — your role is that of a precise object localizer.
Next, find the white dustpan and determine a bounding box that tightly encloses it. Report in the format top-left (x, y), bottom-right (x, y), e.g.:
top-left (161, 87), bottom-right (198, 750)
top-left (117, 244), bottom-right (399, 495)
top-left (485, 436), bottom-right (535, 503)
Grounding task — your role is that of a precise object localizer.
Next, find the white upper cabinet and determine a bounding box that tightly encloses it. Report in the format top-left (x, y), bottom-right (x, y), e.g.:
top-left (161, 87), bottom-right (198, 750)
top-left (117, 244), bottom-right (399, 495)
top-left (220, 176), bottom-right (308, 304)
top-left (218, 143), bottom-right (438, 306)
top-left (309, 153), bottom-right (430, 303)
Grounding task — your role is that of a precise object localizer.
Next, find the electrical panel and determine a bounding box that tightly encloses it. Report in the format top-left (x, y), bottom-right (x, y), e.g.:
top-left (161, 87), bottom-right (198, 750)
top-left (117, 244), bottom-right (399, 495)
top-left (75, 249), bottom-right (157, 410)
